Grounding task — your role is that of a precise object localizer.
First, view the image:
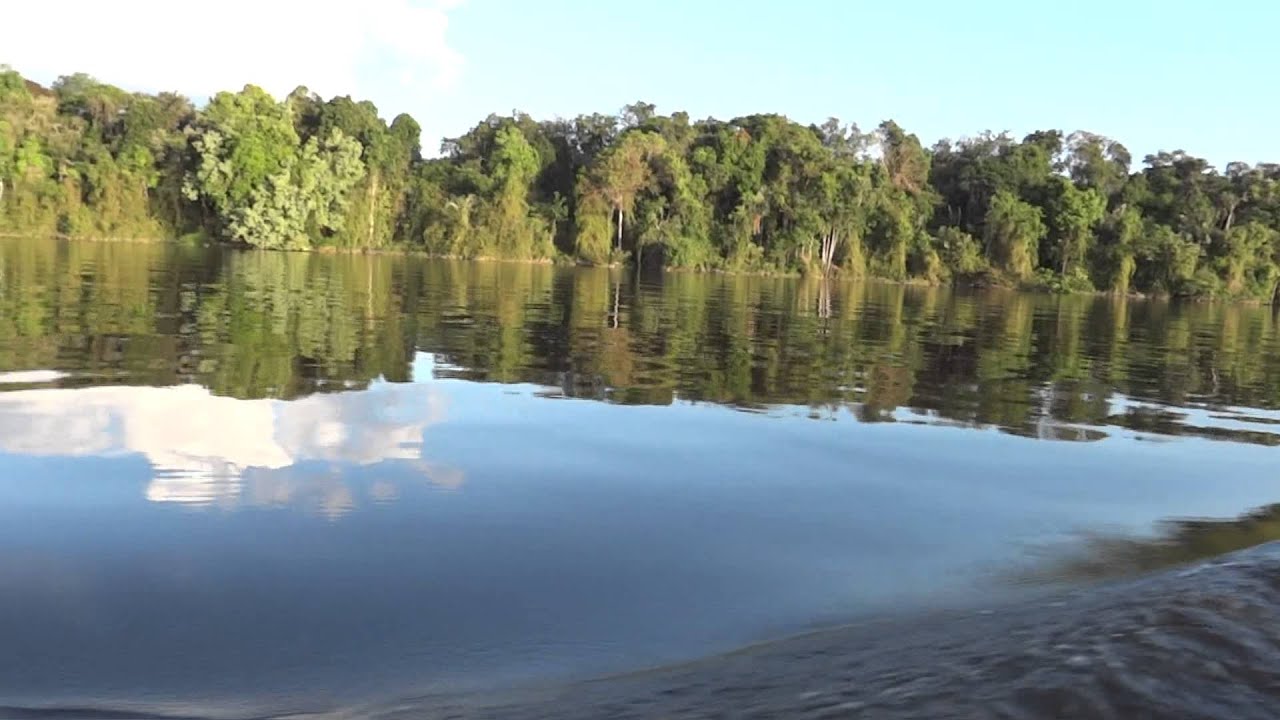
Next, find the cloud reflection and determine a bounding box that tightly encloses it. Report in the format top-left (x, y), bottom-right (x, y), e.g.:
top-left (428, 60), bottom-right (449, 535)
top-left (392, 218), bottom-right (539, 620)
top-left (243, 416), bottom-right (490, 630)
top-left (0, 380), bottom-right (460, 516)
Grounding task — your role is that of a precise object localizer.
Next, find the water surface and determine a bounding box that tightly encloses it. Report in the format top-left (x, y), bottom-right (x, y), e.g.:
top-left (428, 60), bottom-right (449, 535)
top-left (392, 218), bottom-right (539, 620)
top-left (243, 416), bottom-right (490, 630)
top-left (1, 238), bottom-right (1278, 715)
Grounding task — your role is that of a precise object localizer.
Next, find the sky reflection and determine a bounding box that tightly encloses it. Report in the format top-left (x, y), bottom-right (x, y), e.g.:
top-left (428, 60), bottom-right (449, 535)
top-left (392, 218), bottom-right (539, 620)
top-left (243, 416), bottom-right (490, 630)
top-left (0, 372), bottom-right (459, 517)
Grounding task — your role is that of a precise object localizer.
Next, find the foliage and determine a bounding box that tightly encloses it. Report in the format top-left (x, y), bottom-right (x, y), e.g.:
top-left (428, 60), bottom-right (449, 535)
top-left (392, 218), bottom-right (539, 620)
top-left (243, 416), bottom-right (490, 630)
top-left (1047, 178), bottom-right (1105, 275)
top-left (183, 87), bottom-right (366, 249)
top-left (6, 66), bottom-right (1280, 300)
top-left (1093, 206), bottom-right (1142, 294)
top-left (984, 190), bottom-right (1045, 280)
top-left (936, 226), bottom-right (986, 275)
top-left (1217, 222), bottom-right (1280, 300)
top-left (1134, 223), bottom-right (1200, 295)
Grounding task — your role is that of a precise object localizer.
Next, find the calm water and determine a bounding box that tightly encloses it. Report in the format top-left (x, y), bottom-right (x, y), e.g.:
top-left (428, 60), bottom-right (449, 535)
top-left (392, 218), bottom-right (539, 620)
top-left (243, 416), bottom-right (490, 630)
top-left (1, 237), bottom-right (1280, 715)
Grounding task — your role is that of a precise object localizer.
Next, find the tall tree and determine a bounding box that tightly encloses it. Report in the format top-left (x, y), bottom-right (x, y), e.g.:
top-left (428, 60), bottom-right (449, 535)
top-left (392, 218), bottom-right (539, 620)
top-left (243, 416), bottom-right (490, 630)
top-left (578, 130), bottom-right (665, 256)
top-left (984, 190), bottom-right (1046, 279)
top-left (1048, 178), bottom-right (1106, 276)
top-left (184, 86), bottom-right (365, 249)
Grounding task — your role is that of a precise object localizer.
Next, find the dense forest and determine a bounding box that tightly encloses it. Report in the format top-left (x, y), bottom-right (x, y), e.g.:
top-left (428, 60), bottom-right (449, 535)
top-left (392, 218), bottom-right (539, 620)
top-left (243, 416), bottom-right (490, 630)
top-left (4, 66), bottom-right (1280, 300)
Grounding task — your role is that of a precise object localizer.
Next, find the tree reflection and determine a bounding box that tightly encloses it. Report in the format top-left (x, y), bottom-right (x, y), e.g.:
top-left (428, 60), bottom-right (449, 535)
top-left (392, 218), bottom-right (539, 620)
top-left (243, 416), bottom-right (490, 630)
top-left (3, 236), bottom-right (1280, 445)
top-left (1032, 503), bottom-right (1280, 582)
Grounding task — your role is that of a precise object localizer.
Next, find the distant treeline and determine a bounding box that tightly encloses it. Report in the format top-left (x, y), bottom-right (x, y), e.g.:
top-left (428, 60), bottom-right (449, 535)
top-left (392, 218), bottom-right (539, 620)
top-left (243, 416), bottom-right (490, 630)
top-left (3, 66), bottom-right (1280, 299)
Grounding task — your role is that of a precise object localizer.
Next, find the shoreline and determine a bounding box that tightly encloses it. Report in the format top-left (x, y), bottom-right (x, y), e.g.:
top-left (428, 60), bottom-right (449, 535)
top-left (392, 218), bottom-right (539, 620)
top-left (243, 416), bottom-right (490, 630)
top-left (0, 232), bottom-right (1199, 303)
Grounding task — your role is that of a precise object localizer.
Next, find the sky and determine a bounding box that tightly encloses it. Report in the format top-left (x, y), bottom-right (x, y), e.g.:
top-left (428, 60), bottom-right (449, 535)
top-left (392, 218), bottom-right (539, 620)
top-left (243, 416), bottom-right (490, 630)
top-left (5, 0), bottom-right (1278, 167)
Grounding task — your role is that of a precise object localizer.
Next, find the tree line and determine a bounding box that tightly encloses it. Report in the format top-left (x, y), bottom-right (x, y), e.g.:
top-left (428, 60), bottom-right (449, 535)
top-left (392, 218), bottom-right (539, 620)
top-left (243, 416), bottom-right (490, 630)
top-left (4, 66), bottom-right (1280, 300)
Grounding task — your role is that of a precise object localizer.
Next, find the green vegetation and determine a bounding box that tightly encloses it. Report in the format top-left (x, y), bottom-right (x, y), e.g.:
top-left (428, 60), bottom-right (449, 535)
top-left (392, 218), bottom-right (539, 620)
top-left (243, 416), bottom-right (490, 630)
top-left (5, 67), bottom-right (1280, 300)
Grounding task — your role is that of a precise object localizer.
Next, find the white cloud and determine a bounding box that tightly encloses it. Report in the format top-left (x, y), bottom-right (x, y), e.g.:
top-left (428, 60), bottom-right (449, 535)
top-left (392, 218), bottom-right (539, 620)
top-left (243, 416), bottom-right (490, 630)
top-left (4, 0), bottom-right (465, 140)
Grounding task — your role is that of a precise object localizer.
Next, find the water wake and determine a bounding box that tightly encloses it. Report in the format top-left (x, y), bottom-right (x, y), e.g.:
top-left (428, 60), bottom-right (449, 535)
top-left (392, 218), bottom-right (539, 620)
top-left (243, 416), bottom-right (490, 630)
top-left (13, 542), bottom-right (1280, 719)
top-left (373, 541), bottom-right (1280, 719)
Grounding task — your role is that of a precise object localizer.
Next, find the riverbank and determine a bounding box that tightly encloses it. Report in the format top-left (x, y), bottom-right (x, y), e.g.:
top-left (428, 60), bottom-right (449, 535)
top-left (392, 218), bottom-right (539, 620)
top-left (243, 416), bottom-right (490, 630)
top-left (368, 542), bottom-right (1280, 720)
top-left (233, 245), bottom-right (1274, 304)
top-left (1, 232), bottom-right (1180, 304)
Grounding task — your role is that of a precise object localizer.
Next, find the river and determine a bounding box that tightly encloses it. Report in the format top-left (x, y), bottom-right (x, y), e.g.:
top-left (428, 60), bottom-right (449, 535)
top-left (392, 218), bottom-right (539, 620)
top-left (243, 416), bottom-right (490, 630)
top-left (0, 237), bottom-right (1278, 718)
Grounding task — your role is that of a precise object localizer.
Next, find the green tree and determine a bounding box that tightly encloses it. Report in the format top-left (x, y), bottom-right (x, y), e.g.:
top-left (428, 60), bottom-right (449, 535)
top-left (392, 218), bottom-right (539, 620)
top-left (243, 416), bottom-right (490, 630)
top-left (184, 86), bottom-right (364, 249)
top-left (1094, 206), bottom-right (1142, 294)
top-left (1134, 223), bottom-right (1200, 295)
top-left (937, 226), bottom-right (985, 275)
top-left (1065, 131), bottom-right (1130, 200)
top-left (10, 64), bottom-right (1280, 302)
top-left (489, 125), bottom-right (546, 258)
top-left (1218, 222), bottom-right (1280, 299)
top-left (577, 130), bottom-right (665, 258)
top-left (1048, 178), bottom-right (1105, 276)
top-left (983, 190), bottom-right (1046, 280)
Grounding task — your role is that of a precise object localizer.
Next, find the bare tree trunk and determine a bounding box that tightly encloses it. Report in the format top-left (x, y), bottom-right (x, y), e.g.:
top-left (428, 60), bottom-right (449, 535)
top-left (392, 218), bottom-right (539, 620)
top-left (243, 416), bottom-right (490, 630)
top-left (0, 178), bottom-right (5, 205)
top-left (820, 229), bottom-right (838, 276)
top-left (616, 207), bottom-right (624, 253)
top-left (366, 171), bottom-right (380, 245)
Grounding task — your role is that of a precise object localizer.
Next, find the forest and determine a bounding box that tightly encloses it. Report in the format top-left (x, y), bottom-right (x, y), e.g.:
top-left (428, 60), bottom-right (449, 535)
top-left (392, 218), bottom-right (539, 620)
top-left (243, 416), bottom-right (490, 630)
top-left (3, 66), bottom-right (1280, 300)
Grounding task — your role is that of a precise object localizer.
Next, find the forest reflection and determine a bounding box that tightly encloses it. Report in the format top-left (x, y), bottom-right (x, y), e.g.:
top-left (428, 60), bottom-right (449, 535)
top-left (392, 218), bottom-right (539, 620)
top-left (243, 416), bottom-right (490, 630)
top-left (2, 237), bottom-right (1280, 446)
top-left (1031, 502), bottom-right (1280, 583)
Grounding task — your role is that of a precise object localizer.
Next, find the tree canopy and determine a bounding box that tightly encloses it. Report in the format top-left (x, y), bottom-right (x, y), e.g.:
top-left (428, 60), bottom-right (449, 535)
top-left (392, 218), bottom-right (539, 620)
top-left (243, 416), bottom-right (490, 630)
top-left (5, 66), bottom-right (1280, 301)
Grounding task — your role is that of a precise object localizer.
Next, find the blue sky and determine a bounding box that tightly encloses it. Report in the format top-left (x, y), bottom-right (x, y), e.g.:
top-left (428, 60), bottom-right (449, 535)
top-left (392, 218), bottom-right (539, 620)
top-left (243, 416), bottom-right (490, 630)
top-left (8, 1), bottom-right (1278, 167)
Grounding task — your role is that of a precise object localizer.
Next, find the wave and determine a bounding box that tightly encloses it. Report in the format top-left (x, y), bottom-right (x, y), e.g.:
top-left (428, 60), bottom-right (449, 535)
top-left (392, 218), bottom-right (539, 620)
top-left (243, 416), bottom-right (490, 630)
top-left (0, 708), bottom-right (245, 720)
top-left (12, 540), bottom-right (1280, 719)
top-left (367, 541), bottom-right (1280, 719)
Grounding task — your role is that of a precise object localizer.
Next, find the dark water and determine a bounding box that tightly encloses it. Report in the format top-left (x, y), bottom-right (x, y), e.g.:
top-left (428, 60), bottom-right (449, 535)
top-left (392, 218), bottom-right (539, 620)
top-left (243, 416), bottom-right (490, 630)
top-left (404, 542), bottom-right (1280, 720)
top-left (1, 237), bottom-right (1279, 717)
